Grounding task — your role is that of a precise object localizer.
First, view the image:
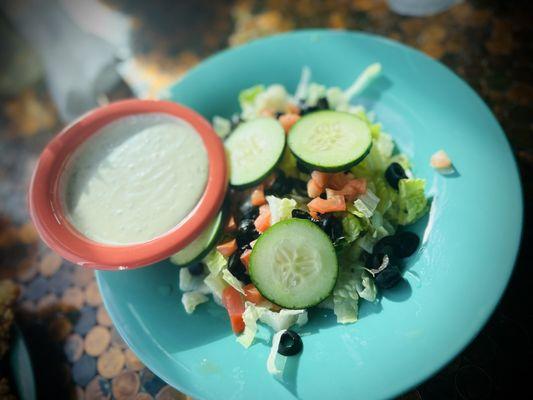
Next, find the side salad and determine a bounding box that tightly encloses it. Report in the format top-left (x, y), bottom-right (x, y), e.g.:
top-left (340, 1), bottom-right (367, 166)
top-left (172, 64), bottom-right (429, 376)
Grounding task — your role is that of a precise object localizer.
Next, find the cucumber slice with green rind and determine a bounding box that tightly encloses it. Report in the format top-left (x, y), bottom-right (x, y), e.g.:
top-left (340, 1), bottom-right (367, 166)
top-left (170, 211), bottom-right (223, 266)
top-left (225, 118), bottom-right (286, 188)
top-left (249, 219), bottom-right (338, 309)
top-left (288, 111), bottom-right (372, 172)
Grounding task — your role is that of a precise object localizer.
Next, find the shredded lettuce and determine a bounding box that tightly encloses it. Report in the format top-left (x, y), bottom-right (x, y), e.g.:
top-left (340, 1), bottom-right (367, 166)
top-left (369, 211), bottom-right (390, 240)
top-left (212, 116), bottom-right (231, 139)
top-left (333, 259), bottom-right (377, 323)
top-left (305, 83), bottom-right (327, 106)
top-left (221, 269), bottom-right (245, 294)
top-left (240, 84), bottom-right (290, 119)
top-left (294, 66), bottom-right (311, 101)
top-left (356, 233), bottom-right (375, 254)
top-left (178, 267), bottom-right (204, 292)
top-left (238, 84), bottom-right (265, 109)
top-left (204, 249), bottom-right (227, 274)
top-left (266, 196), bottom-right (297, 225)
top-left (354, 189), bottom-right (380, 218)
top-left (267, 330), bottom-right (287, 377)
top-left (177, 64), bottom-right (430, 342)
top-left (259, 308), bottom-right (307, 331)
top-left (202, 250), bottom-right (228, 299)
top-left (181, 291), bottom-right (209, 314)
top-left (326, 87), bottom-right (348, 111)
top-left (333, 282), bottom-right (359, 324)
top-left (340, 212), bottom-right (364, 244)
top-left (388, 179), bottom-right (428, 225)
top-left (355, 270), bottom-right (377, 302)
top-left (375, 132), bottom-right (394, 160)
top-left (237, 302), bottom-right (265, 348)
top-left (203, 273), bottom-right (227, 300)
top-left (257, 84), bottom-right (289, 112)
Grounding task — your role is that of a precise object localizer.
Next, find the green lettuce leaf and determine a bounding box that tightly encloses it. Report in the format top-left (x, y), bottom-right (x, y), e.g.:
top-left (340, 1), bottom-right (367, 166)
top-left (181, 291), bottom-right (209, 314)
top-left (222, 269), bottom-right (245, 294)
top-left (260, 308), bottom-right (308, 331)
top-left (178, 267), bottom-right (204, 292)
top-left (238, 85), bottom-right (265, 109)
top-left (266, 196), bottom-right (297, 225)
top-left (267, 330), bottom-right (287, 377)
top-left (326, 87), bottom-right (348, 111)
top-left (341, 213), bottom-right (364, 243)
top-left (355, 270), bottom-right (377, 302)
top-left (388, 178), bottom-right (428, 225)
top-left (202, 249), bottom-right (228, 299)
top-left (237, 302), bottom-right (265, 348)
top-left (212, 116), bottom-right (231, 139)
top-left (203, 249), bottom-right (227, 274)
top-left (305, 83), bottom-right (327, 106)
top-left (332, 262), bottom-right (360, 323)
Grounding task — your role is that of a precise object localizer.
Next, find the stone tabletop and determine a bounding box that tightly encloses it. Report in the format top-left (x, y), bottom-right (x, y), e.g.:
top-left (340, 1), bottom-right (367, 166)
top-left (0, 1), bottom-right (530, 399)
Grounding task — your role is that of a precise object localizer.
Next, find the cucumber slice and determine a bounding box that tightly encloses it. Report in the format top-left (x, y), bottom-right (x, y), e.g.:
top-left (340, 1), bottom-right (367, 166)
top-left (288, 111), bottom-right (372, 172)
top-left (170, 212), bottom-right (223, 266)
top-left (225, 118), bottom-right (286, 188)
top-left (249, 219), bottom-right (338, 309)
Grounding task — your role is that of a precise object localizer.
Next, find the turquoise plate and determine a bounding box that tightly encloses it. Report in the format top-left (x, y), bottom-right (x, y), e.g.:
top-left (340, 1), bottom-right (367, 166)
top-left (97, 31), bottom-right (523, 400)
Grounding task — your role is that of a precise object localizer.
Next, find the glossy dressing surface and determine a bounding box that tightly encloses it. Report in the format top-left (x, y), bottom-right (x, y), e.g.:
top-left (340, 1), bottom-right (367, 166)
top-left (60, 113), bottom-right (208, 245)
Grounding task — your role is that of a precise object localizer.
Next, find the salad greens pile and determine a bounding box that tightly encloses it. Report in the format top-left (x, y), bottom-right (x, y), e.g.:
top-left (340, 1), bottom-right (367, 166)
top-left (174, 63), bottom-right (429, 376)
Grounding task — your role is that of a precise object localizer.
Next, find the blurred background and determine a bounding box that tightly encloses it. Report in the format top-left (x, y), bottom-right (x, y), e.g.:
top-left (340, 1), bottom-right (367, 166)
top-left (0, 0), bottom-right (531, 399)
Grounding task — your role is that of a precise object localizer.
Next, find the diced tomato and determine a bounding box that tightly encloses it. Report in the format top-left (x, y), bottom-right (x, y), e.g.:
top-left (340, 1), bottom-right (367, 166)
top-left (328, 172), bottom-right (355, 190)
top-left (286, 102), bottom-right (300, 114)
top-left (326, 179), bottom-right (367, 202)
top-left (308, 194), bottom-right (346, 214)
top-left (278, 113), bottom-right (301, 133)
top-left (307, 178), bottom-right (323, 198)
top-left (309, 210), bottom-right (320, 220)
top-left (311, 171), bottom-right (331, 188)
top-left (224, 215), bottom-right (237, 233)
top-left (243, 284), bottom-right (266, 304)
top-left (430, 150), bottom-right (452, 169)
top-left (254, 204), bottom-right (271, 233)
top-left (216, 239), bottom-right (237, 258)
top-left (222, 286), bottom-right (245, 334)
top-left (240, 249), bottom-right (252, 270)
top-left (342, 179), bottom-right (367, 201)
top-left (251, 185), bottom-right (266, 206)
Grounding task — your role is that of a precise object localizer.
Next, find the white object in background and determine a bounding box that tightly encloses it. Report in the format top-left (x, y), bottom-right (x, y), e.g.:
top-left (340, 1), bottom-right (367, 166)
top-left (2, 0), bottom-right (132, 123)
top-left (387, 0), bottom-right (461, 16)
top-left (60, 0), bottom-right (132, 59)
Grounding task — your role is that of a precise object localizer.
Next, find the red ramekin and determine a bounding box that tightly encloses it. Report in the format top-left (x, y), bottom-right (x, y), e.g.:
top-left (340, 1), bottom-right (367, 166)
top-left (28, 99), bottom-right (227, 270)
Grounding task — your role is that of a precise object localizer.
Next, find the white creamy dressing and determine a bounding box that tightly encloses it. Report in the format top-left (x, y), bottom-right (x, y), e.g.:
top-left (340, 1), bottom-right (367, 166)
top-left (60, 113), bottom-right (209, 245)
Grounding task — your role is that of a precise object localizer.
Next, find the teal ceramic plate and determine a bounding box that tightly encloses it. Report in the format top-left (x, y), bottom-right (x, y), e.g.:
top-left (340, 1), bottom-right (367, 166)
top-left (97, 31), bottom-right (523, 400)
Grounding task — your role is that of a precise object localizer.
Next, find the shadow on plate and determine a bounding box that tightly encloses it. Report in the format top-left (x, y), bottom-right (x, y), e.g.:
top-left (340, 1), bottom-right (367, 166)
top-left (99, 261), bottom-right (231, 353)
top-left (276, 353), bottom-right (302, 399)
top-left (358, 75), bottom-right (393, 110)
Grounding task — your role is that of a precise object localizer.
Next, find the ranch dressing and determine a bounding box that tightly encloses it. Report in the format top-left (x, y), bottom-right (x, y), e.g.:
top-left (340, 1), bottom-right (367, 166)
top-left (60, 113), bottom-right (208, 245)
